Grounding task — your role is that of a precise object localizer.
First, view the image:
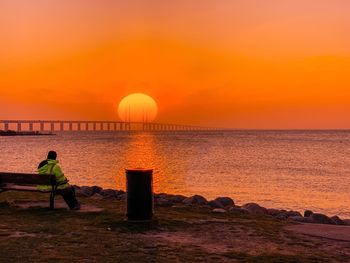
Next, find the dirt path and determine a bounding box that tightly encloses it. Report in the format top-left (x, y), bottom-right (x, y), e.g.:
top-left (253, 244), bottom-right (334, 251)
top-left (286, 223), bottom-right (350, 242)
top-left (10, 200), bottom-right (104, 212)
top-left (1, 192), bottom-right (350, 262)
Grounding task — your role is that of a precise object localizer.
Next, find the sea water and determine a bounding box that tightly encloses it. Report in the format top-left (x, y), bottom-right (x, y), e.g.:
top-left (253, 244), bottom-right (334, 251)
top-left (1, 130), bottom-right (349, 217)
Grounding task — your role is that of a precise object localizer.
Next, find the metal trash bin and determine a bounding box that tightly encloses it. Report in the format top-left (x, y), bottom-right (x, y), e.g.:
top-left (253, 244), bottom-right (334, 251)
top-left (126, 168), bottom-right (154, 221)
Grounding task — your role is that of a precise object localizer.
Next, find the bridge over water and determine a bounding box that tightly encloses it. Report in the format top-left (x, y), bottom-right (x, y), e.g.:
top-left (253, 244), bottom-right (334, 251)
top-left (0, 120), bottom-right (218, 132)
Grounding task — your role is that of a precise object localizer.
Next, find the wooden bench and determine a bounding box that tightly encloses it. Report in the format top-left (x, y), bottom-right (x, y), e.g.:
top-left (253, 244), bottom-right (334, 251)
top-left (0, 172), bottom-right (64, 209)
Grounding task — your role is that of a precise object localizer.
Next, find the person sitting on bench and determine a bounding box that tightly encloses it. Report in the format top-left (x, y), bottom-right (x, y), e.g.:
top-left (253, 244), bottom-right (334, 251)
top-left (38, 151), bottom-right (80, 210)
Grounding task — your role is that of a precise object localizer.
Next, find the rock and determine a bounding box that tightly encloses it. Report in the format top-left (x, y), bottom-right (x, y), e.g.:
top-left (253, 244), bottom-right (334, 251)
top-left (77, 186), bottom-right (94, 197)
top-left (91, 186), bottom-right (103, 194)
top-left (117, 193), bottom-right (126, 201)
top-left (208, 197), bottom-right (235, 209)
top-left (212, 208), bottom-right (226, 214)
top-left (182, 195), bottom-right (208, 206)
top-left (229, 207), bottom-right (250, 215)
top-left (276, 213), bottom-right (289, 220)
top-left (77, 185), bottom-right (104, 197)
top-left (304, 210), bottom-right (314, 217)
top-left (115, 190), bottom-right (126, 196)
top-left (100, 189), bottom-right (117, 198)
top-left (285, 211), bottom-right (302, 218)
top-left (331, 216), bottom-right (345, 225)
top-left (155, 193), bottom-right (187, 203)
top-left (91, 193), bottom-right (104, 199)
top-left (242, 203), bottom-right (268, 215)
top-left (154, 193), bottom-right (167, 199)
top-left (208, 200), bottom-right (225, 209)
top-left (343, 219), bottom-right (350, 226)
top-left (267, 209), bottom-right (301, 220)
top-left (155, 198), bottom-right (173, 207)
top-left (289, 216), bottom-right (311, 223)
top-left (213, 197), bottom-right (234, 207)
top-left (267, 209), bottom-right (283, 217)
top-left (167, 195), bottom-right (187, 203)
top-left (310, 213), bottom-right (336, 225)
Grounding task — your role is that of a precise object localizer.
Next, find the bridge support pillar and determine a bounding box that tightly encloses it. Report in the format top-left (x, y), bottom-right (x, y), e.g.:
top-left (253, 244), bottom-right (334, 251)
top-left (50, 122), bottom-right (54, 132)
top-left (4, 121), bottom-right (9, 131)
top-left (17, 122), bottom-right (22, 132)
top-left (29, 122), bottom-right (34, 131)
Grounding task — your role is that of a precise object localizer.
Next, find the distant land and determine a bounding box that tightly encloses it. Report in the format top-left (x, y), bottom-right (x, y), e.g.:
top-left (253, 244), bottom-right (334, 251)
top-left (0, 130), bottom-right (55, 136)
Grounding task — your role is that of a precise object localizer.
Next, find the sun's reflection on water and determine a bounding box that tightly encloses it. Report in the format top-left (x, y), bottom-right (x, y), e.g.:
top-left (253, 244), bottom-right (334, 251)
top-left (115, 132), bottom-right (186, 195)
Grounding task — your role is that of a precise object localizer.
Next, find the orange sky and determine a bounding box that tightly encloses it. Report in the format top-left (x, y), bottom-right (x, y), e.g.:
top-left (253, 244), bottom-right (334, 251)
top-left (1, 0), bottom-right (350, 128)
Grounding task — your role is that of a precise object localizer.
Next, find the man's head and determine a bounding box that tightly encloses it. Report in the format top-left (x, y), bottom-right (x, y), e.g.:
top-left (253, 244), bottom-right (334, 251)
top-left (47, 151), bottom-right (57, 160)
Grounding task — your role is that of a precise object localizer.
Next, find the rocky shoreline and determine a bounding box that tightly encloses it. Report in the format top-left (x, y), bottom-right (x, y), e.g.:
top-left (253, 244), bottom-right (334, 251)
top-left (73, 185), bottom-right (350, 226)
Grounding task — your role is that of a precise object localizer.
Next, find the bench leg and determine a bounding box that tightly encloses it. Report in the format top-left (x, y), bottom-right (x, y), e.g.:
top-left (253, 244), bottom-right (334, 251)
top-left (50, 193), bottom-right (55, 210)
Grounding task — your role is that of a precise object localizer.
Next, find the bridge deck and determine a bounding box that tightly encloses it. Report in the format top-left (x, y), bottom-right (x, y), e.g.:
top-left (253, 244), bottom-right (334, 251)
top-left (0, 120), bottom-right (217, 132)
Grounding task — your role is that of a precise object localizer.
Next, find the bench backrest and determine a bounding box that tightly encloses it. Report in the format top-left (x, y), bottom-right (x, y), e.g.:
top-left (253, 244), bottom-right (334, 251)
top-left (0, 172), bottom-right (55, 186)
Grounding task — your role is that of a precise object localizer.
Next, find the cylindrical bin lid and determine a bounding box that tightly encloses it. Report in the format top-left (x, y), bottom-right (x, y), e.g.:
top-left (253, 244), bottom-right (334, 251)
top-left (126, 168), bottom-right (154, 221)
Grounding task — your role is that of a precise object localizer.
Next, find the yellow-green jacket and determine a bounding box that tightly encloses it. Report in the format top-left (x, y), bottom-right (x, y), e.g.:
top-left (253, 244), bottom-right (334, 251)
top-left (37, 159), bottom-right (69, 191)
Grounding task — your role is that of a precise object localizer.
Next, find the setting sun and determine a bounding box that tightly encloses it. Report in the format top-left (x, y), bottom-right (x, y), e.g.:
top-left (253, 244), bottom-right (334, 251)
top-left (117, 93), bottom-right (158, 122)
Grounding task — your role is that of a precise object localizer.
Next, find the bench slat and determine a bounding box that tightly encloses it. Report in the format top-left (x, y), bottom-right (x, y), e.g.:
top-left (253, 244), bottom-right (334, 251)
top-left (1, 184), bottom-right (51, 192)
top-left (0, 172), bottom-right (52, 185)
